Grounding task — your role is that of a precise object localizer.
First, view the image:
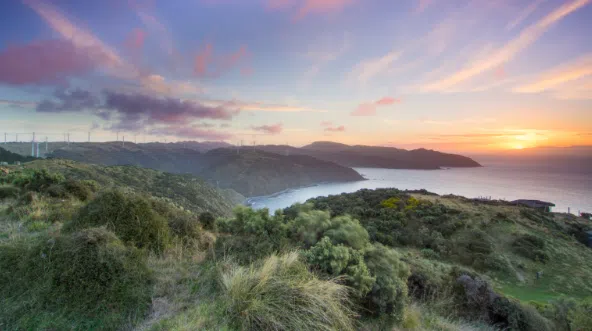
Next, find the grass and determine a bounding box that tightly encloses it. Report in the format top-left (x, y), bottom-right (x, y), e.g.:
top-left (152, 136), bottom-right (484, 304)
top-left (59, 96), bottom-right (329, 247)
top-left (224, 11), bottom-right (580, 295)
top-left (220, 251), bottom-right (355, 331)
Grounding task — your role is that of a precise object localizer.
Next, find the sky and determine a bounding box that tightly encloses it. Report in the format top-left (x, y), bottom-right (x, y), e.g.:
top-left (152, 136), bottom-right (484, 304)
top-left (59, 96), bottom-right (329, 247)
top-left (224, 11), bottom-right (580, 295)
top-left (0, 0), bottom-right (591, 153)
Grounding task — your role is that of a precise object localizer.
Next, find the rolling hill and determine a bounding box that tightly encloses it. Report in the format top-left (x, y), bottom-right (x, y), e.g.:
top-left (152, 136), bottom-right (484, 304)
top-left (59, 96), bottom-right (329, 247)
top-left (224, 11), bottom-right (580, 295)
top-left (47, 143), bottom-right (364, 196)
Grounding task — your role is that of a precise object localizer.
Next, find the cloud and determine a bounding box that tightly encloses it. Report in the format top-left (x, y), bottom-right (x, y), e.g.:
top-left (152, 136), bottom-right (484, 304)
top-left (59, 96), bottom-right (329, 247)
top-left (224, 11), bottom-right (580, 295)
top-left (125, 28), bottom-right (147, 50)
top-left (148, 125), bottom-right (232, 140)
top-left (320, 121), bottom-right (332, 126)
top-left (203, 98), bottom-right (329, 112)
top-left (23, 0), bottom-right (132, 78)
top-left (0, 99), bottom-right (38, 108)
top-left (351, 103), bottom-right (376, 116)
top-left (351, 96), bottom-right (401, 116)
top-left (194, 43), bottom-right (214, 77)
top-left (324, 125), bottom-right (345, 132)
top-left (303, 32), bottom-right (350, 81)
top-left (513, 53), bottom-right (592, 96)
top-left (415, 0), bottom-right (434, 13)
top-left (346, 50), bottom-right (401, 86)
top-left (506, 0), bottom-right (544, 31)
top-left (194, 44), bottom-right (250, 78)
top-left (0, 39), bottom-right (104, 85)
top-left (268, 0), bottom-right (355, 19)
top-left (422, 0), bottom-right (591, 92)
top-left (37, 88), bottom-right (100, 112)
top-left (252, 123), bottom-right (284, 134)
top-left (34, 88), bottom-right (239, 133)
top-left (103, 91), bottom-right (239, 126)
top-left (375, 96), bottom-right (401, 105)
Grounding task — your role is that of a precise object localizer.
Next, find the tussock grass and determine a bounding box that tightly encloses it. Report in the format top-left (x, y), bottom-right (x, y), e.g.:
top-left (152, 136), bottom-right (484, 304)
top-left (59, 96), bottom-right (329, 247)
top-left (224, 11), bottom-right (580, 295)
top-left (221, 251), bottom-right (355, 331)
top-left (0, 227), bottom-right (152, 330)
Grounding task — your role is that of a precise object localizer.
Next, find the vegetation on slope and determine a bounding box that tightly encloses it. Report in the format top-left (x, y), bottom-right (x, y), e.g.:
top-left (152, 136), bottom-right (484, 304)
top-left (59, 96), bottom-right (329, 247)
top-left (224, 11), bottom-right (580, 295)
top-left (0, 146), bottom-right (36, 163)
top-left (22, 158), bottom-right (241, 216)
top-left (1, 164), bottom-right (591, 331)
top-left (48, 142), bottom-right (364, 196)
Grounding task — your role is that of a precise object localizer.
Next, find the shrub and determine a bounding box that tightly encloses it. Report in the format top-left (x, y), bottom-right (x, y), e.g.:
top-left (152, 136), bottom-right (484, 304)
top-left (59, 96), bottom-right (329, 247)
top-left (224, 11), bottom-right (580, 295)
top-left (512, 234), bottom-right (549, 263)
top-left (199, 211), bottom-right (216, 230)
top-left (12, 169), bottom-right (64, 191)
top-left (66, 190), bottom-right (171, 253)
top-left (64, 179), bottom-right (94, 201)
top-left (220, 251), bottom-right (354, 331)
top-left (305, 236), bottom-right (375, 297)
top-left (363, 243), bottom-right (410, 321)
top-left (0, 228), bottom-right (152, 330)
top-left (290, 209), bottom-right (369, 250)
top-left (0, 185), bottom-right (19, 200)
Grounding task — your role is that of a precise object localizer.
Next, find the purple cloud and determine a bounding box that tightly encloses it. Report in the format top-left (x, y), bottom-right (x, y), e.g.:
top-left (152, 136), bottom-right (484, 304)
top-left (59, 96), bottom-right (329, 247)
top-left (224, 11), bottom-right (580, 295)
top-left (37, 88), bottom-right (100, 112)
top-left (252, 123), bottom-right (283, 134)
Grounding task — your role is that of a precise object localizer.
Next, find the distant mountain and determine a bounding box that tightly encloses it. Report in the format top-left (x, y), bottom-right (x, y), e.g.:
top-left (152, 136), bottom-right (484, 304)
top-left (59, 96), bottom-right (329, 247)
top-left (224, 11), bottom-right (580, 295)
top-left (143, 141), bottom-right (234, 153)
top-left (49, 143), bottom-right (364, 197)
top-left (259, 141), bottom-right (481, 169)
top-left (0, 146), bottom-right (36, 164)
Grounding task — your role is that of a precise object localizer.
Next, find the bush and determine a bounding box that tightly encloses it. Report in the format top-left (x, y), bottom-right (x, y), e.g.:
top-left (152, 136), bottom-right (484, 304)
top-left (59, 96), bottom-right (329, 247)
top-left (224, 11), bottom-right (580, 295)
top-left (290, 209), bottom-right (369, 250)
top-left (512, 234), bottom-right (549, 263)
top-left (0, 228), bottom-right (152, 330)
top-left (305, 236), bottom-right (375, 297)
top-left (199, 211), bottom-right (216, 230)
top-left (363, 243), bottom-right (410, 321)
top-left (11, 169), bottom-right (64, 191)
top-left (66, 190), bottom-right (171, 253)
top-left (220, 251), bottom-right (354, 331)
top-left (0, 185), bottom-right (19, 200)
top-left (64, 179), bottom-right (95, 201)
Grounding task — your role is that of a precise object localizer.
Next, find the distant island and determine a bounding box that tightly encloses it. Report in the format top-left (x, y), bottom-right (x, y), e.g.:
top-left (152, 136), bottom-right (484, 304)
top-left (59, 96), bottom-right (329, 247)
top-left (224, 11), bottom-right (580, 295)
top-left (258, 141), bottom-right (482, 169)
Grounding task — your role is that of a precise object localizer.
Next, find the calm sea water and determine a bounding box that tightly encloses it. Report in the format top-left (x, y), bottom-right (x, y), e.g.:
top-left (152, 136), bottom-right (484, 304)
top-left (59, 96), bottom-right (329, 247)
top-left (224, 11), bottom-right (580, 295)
top-left (248, 160), bottom-right (592, 214)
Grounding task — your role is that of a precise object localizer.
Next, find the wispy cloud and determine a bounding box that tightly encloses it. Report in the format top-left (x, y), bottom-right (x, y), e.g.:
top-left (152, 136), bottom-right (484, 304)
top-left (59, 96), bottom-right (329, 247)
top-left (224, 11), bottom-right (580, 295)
top-left (204, 98), bottom-right (329, 113)
top-left (303, 32), bottom-right (350, 80)
top-left (0, 99), bottom-right (38, 108)
top-left (252, 123), bottom-right (284, 134)
top-left (194, 43), bottom-right (250, 78)
top-left (506, 0), bottom-right (544, 31)
top-left (268, 0), bottom-right (355, 20)
top-left (422, 0), bottom-right (591, 92)
top-left (320, 121), bottom-right (332, 126)
top-left (513, 53), bottom-right (592, 98)
top-left (346, 50), bottom-right (401, 86)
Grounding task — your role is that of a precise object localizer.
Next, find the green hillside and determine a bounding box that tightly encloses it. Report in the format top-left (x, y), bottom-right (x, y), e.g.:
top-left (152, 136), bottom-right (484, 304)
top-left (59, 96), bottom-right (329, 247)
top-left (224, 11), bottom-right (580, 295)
top-left (1, 164), bottom-right (591, 330)
top-left (47, 142), bottom-right (364, 196)
top-left (21, 159), bottom-right (242, 216)
top-left (0, 146), bottom-right (36, 164)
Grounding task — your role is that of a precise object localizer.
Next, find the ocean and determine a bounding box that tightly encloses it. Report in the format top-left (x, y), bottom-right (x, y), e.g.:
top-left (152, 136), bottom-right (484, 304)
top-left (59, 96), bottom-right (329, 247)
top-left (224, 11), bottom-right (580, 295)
top-left (247, 159), bottom-right (592, 215)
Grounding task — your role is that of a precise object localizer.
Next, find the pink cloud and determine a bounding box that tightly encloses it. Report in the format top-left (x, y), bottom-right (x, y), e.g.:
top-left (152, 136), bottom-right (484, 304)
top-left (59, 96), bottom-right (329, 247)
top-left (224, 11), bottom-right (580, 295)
top-left (194, 43), bottom-right (214, 77)
top-left (351, 103), bottom-right (376, 116)
top-left (0, 39), bottom-right (103, 85)
top-left (320, 121), bottom-right (333, 126)
top-left (126, 28), bottom-right (147, 50)
top-left (194, 44), bottom-right (250, 78)
top-left (375, 96), bottom-right (401, 105)
top-left (324, 125), bottom-right (345, 132)
top-left (351, 96), bottom-right (401, 116)
top-left (252, 123), bottom-right (284, 134)
top-left (267, 0), bottom-right (354, 20)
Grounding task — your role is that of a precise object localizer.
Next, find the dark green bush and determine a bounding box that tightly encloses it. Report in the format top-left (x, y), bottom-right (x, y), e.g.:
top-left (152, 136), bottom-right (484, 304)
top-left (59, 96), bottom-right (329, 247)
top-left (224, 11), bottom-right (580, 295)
top-left (363, 243), bottom-right (410, 321)
top-left (66, 190), bottom-right (171, 253)
top-left (199, 211), bottom-right (216, 230)
top-left (0, 185), bottom-right (19, 200)
top-left (305, 236), bottom-right (375, 297)
top-left (513, 234), bottom-right (549, 263)
top-left (0, 228), bottom-right (152, 330)
top-left (64, 179), bottom-right (95, 201)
